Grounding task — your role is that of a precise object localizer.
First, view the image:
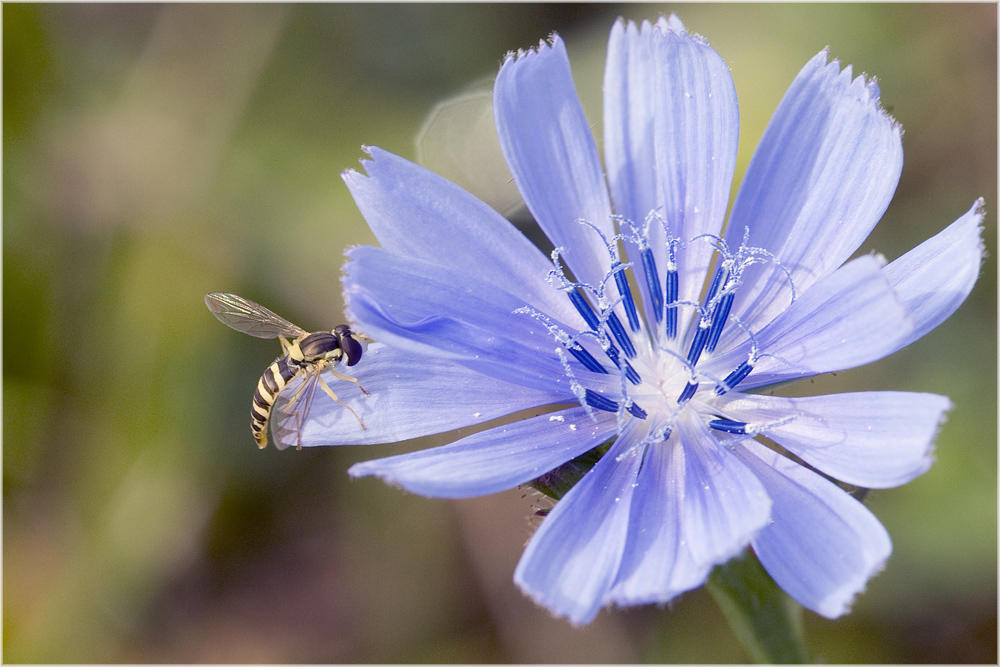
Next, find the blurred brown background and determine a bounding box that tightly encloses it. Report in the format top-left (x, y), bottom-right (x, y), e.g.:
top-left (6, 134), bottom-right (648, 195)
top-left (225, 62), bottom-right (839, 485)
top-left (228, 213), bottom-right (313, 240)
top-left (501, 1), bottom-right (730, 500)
top-left (4, 3), bottom-right (996, 663)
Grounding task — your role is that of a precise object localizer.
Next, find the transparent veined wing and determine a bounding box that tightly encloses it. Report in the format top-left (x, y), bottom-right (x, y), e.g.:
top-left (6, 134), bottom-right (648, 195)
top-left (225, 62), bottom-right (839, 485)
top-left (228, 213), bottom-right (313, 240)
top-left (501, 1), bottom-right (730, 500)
top-left (415, 79), bottom-right (526, 220)
top-left (205, 292), bottom-right (307, 339)
top-left (270, 373), bottom-right (316, 451)
top-left (271, 367), bottom-right (368, 450)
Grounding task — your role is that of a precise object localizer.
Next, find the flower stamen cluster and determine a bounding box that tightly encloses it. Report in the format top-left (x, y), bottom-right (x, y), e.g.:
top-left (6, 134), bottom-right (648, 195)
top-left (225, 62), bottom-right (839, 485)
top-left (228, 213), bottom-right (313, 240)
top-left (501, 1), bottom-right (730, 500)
top-left (541, 215), bottom-right (792, 453)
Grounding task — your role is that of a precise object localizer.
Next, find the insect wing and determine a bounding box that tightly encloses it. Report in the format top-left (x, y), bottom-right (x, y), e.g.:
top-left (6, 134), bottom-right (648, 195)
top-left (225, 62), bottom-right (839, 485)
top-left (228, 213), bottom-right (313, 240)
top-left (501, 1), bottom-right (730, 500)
top-left (205, 292), bottom-right (306, 339)
top-left (270, 371), bottom-right (322, 451)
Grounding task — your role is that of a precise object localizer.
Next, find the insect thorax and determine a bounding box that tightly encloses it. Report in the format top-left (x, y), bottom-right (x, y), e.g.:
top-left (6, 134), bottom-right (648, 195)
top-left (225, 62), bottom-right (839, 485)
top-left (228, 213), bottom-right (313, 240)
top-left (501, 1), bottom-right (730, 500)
top-left (292, 331), bottom-right (344, 364)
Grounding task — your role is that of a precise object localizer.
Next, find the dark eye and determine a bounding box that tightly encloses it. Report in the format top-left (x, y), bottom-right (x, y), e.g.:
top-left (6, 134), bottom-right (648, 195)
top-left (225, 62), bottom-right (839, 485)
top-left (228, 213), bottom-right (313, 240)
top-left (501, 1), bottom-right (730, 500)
top-left (340, 333), bottom-right (364, 366)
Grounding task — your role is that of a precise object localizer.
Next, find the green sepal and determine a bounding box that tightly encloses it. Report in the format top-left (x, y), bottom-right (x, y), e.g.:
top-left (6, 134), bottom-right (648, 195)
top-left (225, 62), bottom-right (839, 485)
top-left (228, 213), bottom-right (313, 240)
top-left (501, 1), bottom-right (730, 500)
top-left (706, 549), bottom-right (810, 664)
top-left (527, 438), bottom-right (613, 501)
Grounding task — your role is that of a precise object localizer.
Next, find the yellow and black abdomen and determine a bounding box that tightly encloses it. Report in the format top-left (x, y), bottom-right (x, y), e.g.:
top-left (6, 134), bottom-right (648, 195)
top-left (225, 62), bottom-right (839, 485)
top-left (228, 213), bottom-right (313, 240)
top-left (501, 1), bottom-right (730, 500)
top-left (251, 355), bottom-right (303, 449)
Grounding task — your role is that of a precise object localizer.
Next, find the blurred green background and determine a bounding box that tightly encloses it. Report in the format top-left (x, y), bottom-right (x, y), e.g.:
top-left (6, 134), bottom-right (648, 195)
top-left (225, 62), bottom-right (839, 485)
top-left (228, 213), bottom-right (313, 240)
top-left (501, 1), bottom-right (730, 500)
top-left (4, 3), bottom-right (995, 663)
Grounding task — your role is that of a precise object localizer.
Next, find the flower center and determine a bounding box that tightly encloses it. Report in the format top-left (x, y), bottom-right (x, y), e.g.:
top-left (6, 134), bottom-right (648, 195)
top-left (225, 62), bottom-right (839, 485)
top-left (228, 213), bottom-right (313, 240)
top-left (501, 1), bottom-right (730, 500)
top-left (522, 213), bottom-right (794, 444)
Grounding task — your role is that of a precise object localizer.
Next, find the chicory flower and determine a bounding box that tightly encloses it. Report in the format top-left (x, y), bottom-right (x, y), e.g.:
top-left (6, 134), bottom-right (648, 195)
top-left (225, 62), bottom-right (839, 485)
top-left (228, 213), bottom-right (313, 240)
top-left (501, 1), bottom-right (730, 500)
top-left (289, 17), bottom-right (984, 624)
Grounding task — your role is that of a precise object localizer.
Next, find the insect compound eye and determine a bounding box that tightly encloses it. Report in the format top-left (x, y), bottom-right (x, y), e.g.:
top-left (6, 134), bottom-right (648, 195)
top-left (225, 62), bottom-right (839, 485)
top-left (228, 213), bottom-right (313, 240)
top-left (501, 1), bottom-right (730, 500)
top-left (340, 333), bottom-right (364, 366)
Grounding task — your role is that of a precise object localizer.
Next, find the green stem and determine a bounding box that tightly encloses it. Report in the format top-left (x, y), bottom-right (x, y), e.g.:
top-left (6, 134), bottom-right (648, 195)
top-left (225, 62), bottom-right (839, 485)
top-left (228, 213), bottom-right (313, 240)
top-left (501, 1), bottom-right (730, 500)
top-left (706, 550), bottom-right (810, 664)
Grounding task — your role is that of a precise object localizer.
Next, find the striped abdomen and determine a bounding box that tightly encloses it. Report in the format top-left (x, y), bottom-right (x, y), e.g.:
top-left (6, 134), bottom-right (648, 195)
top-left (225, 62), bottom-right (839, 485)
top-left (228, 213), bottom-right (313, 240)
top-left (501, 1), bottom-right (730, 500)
top-left (251, 355), bottom-right (304, 449)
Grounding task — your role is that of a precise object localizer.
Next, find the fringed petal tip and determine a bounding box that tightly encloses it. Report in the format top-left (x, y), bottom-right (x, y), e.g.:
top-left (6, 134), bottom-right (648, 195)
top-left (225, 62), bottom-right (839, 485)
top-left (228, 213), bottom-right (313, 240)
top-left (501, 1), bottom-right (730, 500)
top-left (972, 196), bottom-right (988, 245)
top-left (341, 144), bottom-right (395, 181)
top-left (501, 33), bottom-right (563, 67)
top-left (864, 76), bottom-right (901, 128)
top-left (340, 154), bottom-right (370, 183)
top-left (813, 556), bottom-right (889, 619)
top-left (347, 459), bottom-right (416, 494)
top-left (339, 243), bottom-right (364, 261)
top-left (816, 49), bottom-right (899, 127)
top-left (735, 440), bottom-right (893, 619)
top-left (347, 459), bottom-right (378, 479)
top-left (949, 197), bottom-right (987, 259)
top-left (665, 13), bottom-right (686, 33)
top-left (881, 197), bottom-right (986, 349)
top-left (865, 76), bottom-right (882, 107)
top-left (514, 580), bottom-right (601, 627)
top-left (613, 14), bottom-right (688, 38)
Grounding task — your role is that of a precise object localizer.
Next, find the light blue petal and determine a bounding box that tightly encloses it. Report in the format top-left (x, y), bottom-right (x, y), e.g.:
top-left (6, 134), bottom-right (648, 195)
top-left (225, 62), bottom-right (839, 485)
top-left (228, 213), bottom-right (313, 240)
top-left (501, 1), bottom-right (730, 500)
top-left (603, 18), bottom-right (672, 327)
top-left (705, 255), bottom-right (913, 388)
top-left (714, 391), bottom-right (948, 488)
top-left (344, 245), bottom-right (620, 397)
top-left (342, 147), bottom-right (581, 327)
top-left (724, 51), bottom-right (903, 337)
top-left (731, 439), bottom-right (892, 619)
top-left (609, 429), bottom-right (712, 605)
top-left (882, 199), bottom-right (985, 349)
top-left (513, 425), bottom-right (646, 624)
top-left (603, 17), bottom-right (671, 228)
top-left (348, 406), bottom-right (615, 497)
top-left (665, 13), bottom-right (686, 32)
top-left (604, 18), bottom-right (739, 316)
top-left (282, 344), bottom-right (561, 448)
top-left (676, 411), bottom-right (771, 567)
top-left (650, 26), bottom-right (740, 308)
top-left (493, 34), bottom-right (614, 290)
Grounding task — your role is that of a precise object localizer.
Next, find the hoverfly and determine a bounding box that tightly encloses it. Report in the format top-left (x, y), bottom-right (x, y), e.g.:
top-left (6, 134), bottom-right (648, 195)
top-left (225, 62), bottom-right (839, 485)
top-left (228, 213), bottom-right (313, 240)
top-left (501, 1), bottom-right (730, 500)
top-left (205, 292), bottom-right (373, 450)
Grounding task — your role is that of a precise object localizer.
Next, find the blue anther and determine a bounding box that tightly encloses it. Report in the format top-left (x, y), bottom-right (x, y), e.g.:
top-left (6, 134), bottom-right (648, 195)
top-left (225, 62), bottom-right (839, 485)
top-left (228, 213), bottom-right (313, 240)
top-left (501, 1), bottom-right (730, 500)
top-left (568, 289), bottom-right (601, 331)
top-left (567, 344), bottom-right (607, 375)
top-left (664, 268), bottom-right (679, 339)
top-left (686, 324), bottom-right (710, 366)
top-left (583, 389), bottom-right (647, 419)
top-left (601, 340), bottom-right (640, 384)
top-left (613, 265), bottom-right (642, 333)
top-left (641, 248), bottom-right (664, 324)
top-left (678, 381), bottom-right (699, 404)
top-left (585, 388), bottom-right (619, 413)
top-left (568, 287), bottom-right (636, 362)
top-left (606, 312), bottom-right (637, 359)
top-left (564, 288), bottom-right (633, 378)
top-left (715, 360), bottom-right (754, 395)
top-left (709, 419), bottom-right (748, 434)
top-left (623, 360), bottom-right (641, 385)
top-left (627, 402), bottom-right (647, 419)
top-left (605, 343), bottom-right (621, 367)
top-left (704, 267), bottom-right (725, 305)
top-left (705, 291), bottom-right (734, 353)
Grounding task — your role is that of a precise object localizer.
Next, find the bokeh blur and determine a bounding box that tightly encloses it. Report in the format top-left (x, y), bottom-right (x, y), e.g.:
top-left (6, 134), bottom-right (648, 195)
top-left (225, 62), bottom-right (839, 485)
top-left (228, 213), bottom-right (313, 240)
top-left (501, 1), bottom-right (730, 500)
top-left (4, 3), bottom-right (996, 663)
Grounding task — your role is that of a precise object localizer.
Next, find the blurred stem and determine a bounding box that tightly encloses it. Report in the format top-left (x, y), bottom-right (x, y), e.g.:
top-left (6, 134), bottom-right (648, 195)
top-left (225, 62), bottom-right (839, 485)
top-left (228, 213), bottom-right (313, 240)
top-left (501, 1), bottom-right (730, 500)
top-left (706, 550), bottom-right (810, 664)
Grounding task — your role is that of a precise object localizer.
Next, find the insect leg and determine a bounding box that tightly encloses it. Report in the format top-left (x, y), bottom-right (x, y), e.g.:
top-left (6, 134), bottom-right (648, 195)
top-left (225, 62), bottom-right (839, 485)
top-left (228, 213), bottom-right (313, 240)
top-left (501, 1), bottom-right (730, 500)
top-left (327, 367), bottom-right (370, 396)
top-left (318, 377), bottom-right (367, 431)
top-left (282, 371), bottom-right (312, 409)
